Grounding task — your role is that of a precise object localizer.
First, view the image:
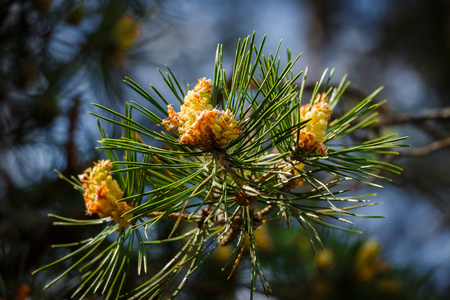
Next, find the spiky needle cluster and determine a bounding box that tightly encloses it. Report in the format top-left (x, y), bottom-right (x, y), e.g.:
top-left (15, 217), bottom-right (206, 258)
top-left (34, 34), bottom-right (408, 300)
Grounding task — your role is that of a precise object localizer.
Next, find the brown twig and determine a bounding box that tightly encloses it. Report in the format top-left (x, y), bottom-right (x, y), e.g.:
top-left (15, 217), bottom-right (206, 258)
top-left (254, 205), bottom-right (276, 222)
top-left (63, 96), bottom-right (80, 177)
top-left (219, 209), bottom-right (243, 246)
top-left (146, 211), bottom-right (200, 221)
top-left (400, 136), bottom-right (450, 157)
top-left (373, 106), bottom-right (450, 127)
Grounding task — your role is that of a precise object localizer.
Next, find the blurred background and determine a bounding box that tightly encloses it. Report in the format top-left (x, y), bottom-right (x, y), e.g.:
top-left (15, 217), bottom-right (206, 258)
top-left (1, 0), bottom-right (449, 299)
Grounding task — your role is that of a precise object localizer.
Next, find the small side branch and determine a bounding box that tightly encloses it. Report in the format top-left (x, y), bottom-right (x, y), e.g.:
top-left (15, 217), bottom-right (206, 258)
top-left (146, 212), bottom-right (200, 221)
top-left (373, 107), bottom-right (450, 127)
top-left (400, 137), bottom-right (450, 157)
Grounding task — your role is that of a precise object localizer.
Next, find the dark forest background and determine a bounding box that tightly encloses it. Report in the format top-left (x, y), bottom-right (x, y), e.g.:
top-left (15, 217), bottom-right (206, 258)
top-left (1, 0), bottom-right (449, 299)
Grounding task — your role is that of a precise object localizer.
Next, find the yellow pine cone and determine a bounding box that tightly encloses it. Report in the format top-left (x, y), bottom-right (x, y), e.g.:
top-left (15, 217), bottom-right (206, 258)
top-left (292, 162), bottom-right (305, 187)
top-left (114, 13), bottom-right (141, 51)
top-left (161, 78), bottom-right (240, 148)
top-left (79, 160), bottom-right (133, 229)
top-left (354, 239), bottom-right (389, 281)
top-left (254, 223), bottom-right (273, 251)
top-left (315, 248), bottom-right (335, 271)
top-left (298, 93), bottom-right (333, 155)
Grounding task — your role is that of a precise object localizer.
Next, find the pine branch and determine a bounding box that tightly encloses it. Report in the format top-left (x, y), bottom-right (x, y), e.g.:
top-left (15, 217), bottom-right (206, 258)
top-left (34, 33), bottom-right (408, 299)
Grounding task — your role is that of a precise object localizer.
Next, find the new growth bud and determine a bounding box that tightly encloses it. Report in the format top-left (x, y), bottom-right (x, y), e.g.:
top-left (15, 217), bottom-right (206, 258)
top-left (79, 160), bottom-right (133, 229)
top-left (162, 78), bottom-right (240, 148)
top-left (298, 93), bottom-right (333, 155)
